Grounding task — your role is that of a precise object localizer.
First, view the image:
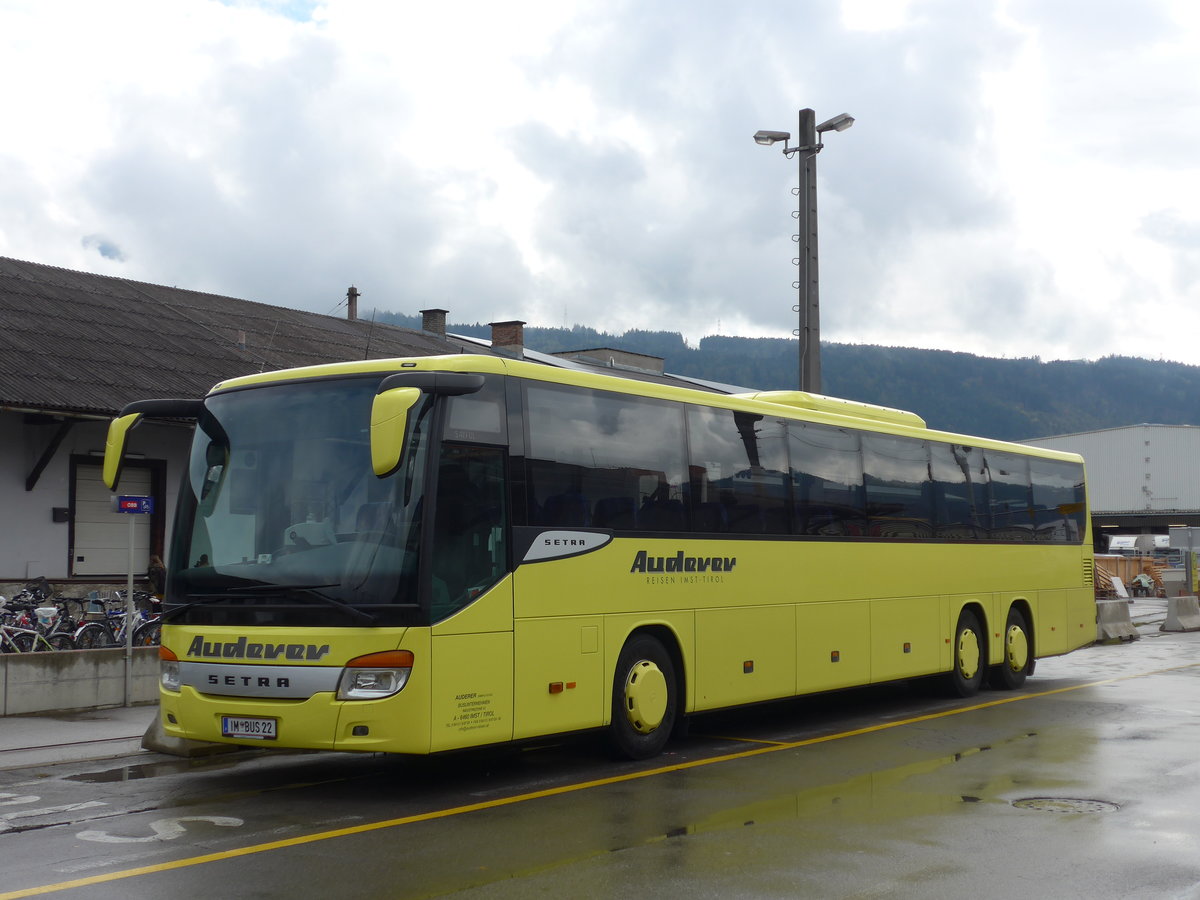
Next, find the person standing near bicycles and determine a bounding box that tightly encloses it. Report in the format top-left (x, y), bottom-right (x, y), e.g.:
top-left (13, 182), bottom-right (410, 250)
top-left (147, 554), bottom-right (166, 600)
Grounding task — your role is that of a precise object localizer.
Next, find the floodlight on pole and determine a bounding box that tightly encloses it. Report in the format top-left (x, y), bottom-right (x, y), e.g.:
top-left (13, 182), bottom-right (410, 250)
top-left (753, 130), bottom-right (791, 146)
top-left (753, 108), bottom-right (854, 394)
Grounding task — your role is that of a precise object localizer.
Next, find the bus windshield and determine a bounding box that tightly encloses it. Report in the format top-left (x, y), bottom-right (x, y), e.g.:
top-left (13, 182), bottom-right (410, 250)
top-left (168, 377), bottom-right (433, 627)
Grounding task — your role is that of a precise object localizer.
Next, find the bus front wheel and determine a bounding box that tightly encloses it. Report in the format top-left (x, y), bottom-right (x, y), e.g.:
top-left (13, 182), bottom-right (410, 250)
top-left (607, 634), bottom-right (678, 760)
top-left (945, 609), bottom-right (985, 698)
top-left (989, 607), bottom-right (1030, 690)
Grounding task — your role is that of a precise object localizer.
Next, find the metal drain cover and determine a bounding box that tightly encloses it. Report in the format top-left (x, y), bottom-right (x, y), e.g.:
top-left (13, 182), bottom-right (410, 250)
top-left (1012, 797), bottom-right (1120, 813)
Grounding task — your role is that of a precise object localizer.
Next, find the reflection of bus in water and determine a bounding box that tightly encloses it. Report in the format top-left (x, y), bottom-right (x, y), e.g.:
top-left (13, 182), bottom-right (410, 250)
top-left (104, 354), bottom-right (1095, 759)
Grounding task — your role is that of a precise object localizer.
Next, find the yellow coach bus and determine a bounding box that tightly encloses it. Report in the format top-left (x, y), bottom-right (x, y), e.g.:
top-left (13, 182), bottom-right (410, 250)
top-left (104, 354), bottom-right (1095, 759)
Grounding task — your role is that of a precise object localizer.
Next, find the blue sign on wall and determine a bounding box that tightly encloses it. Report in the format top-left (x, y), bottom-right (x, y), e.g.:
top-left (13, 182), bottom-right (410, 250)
top-left (115, 495), bottom-right (154, 514)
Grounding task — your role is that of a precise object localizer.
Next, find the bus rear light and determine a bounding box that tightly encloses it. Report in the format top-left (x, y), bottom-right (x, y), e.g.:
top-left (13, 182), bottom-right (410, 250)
top-left (338, 650), bottom-right (414, 700)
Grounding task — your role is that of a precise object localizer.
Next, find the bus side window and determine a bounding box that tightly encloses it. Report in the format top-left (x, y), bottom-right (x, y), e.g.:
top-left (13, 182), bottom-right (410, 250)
top-left (789, 423), bottom-right (866, 536)
top-left (862, 433), bottom-right (934, 538)
top-left (525, 382), bottom-right (688, 535)
top-left (687, 407), bottom-right (789, 535)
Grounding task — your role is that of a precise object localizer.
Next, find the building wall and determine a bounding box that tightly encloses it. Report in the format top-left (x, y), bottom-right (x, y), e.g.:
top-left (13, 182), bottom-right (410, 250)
top-left (1026, 425), bottom-right (1200, 513)
top-left (1, 411), bottom-right (193, 583)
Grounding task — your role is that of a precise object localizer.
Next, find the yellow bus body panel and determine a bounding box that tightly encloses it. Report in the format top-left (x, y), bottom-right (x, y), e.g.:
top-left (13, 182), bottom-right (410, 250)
top-left (431, 574), bottom-right (514, 636)
top-left (1034, 589), bottom-right (1068, 656)
top-left (512, 535), bottom-right (1093, 721)
top-left (695, 605), bottom-right (796, 708)
top-left (512, 616), bottom-right (605, 739)
top-left (427, 577), bottom-right (515, 750)
top-left (160, 625), bottom-right (435, 755)
top-left (796, 600), bottom-right (871, 692)
top-left (428, 630), bottom-right (513, 751)
top-left (869, 594), bottom-right (945, 683)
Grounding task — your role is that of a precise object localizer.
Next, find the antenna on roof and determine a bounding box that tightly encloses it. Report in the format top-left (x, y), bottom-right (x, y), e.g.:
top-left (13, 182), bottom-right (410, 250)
top-left (363, 307), bottom-right (378, 360)
top-left (258, 319), bottom-right (281, 373)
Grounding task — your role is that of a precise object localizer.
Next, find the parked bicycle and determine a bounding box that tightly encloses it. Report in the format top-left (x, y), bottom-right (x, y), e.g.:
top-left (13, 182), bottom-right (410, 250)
top-left (6, 578), bottom-right (83, 651)
top-left (0, 598), bottom-right (75, 652)
top-left (73, 590), bottom-right (162, 648)
top-left (0, 579), bottom-right (161, 651)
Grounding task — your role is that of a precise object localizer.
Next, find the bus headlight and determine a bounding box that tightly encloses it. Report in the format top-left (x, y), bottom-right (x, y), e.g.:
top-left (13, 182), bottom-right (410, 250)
top-left (338, 650), bottom-right (414, 700)
top-left (160, 645), bottom-right (181, 692)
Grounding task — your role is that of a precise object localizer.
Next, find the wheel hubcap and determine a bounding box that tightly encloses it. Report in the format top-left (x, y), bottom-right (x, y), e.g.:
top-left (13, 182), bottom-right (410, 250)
top-left (957, 628), bottom-right (980, 680)
top-left (1005, 624), bottom-right (1029, 672)
top-left (623, 660), bottom-right (668, 734)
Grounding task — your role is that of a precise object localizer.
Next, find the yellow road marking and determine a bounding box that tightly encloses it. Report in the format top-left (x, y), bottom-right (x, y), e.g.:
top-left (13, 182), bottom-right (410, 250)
top-left (5, 662), bottom-right (1197, 899)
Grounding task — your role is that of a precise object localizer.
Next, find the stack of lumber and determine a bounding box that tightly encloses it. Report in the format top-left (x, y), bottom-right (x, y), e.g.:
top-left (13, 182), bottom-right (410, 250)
top-left (1093, 554), bottom-right (1168, 596)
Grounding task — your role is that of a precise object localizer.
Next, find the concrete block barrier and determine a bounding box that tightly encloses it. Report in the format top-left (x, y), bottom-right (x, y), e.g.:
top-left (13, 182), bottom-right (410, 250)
top-left (1096, 599), bottom-right (1140, 642)
top-left (1, 647), bottom-right (159, 716)
top-left (1160, 595), bottom-right (1200, 633)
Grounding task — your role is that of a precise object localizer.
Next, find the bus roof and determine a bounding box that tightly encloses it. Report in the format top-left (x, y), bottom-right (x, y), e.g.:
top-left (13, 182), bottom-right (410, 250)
top-left (209, 353), bottom-right (1084, 464)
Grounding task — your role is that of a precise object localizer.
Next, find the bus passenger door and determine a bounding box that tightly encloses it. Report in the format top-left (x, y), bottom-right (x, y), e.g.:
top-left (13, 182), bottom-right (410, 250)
top-left (428, 445), bottom-right (515, 752)
top-left (429, 591), bottom-right (515, 752)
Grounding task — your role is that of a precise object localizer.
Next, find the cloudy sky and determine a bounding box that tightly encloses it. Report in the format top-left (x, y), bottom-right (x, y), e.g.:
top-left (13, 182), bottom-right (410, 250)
top-left (3, 0), bottom-right (1199, 363)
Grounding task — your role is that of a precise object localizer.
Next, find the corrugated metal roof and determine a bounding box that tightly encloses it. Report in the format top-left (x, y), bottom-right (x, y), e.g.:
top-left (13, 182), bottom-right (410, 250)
top-left (0, 257), bottom-right (467, 416)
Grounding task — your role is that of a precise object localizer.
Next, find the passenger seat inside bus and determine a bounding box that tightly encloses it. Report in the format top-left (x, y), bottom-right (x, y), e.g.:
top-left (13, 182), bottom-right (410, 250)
top-left (593, 496), bottom-right (636, 529)
top-left (540, 492), bottom-right (590, 526)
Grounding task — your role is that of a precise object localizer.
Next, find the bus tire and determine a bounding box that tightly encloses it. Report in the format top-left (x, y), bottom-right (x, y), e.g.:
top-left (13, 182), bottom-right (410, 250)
top-left (989, 607), bottom-right (1030, 690)
top-left (945, 609), bottom-right (985, 698)
top-left (607, 634), bottom-right (678, 760)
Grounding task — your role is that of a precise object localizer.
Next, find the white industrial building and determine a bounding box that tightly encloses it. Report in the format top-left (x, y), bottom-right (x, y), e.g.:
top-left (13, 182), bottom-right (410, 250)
top-left (1025, 424), bottom-right (1200, 541)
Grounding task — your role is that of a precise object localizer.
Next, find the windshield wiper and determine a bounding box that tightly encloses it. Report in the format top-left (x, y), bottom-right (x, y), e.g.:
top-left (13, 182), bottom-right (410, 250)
top-left (166, 584), bottom-right (378, 624)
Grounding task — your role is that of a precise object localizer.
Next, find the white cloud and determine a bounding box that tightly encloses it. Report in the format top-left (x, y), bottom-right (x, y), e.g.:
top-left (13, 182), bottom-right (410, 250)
top-left (2, 0), bottom-right (1200, 363)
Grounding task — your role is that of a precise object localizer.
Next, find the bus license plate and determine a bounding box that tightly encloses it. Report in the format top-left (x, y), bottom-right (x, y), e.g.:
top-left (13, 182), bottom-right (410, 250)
top-left (221, 716), bottom-right (277, 740)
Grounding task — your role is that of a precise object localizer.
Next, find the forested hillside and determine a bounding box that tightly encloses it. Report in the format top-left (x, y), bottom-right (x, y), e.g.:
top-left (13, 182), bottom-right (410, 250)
top-left (376, 313), bottom-right (1200, 441)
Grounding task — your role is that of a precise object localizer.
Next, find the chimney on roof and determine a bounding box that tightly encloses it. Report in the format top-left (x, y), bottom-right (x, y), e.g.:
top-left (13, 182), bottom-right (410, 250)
top-left (420, 308), bottom-right (448, 337)
top-left (489, 320), bottom-right (525, 359)
top-left (346, 285), bottom-right (360, 322)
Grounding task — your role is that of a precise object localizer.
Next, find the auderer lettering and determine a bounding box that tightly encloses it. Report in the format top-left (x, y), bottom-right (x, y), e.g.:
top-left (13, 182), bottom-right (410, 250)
top-left (186, 635), bottom-right (331, 661)
top-left (630, 550), bottom-right (737, 574)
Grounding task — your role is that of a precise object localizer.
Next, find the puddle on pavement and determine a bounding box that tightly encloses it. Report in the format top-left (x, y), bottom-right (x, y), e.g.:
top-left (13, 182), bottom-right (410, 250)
top-left (652, 730), bottom-right (1061, 844)
top-left (66, 757), bottom-right (242, 783)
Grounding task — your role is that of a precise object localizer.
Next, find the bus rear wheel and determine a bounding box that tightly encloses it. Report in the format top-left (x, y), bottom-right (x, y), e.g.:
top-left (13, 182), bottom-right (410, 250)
top-left (989, 607), bottom-right (1031, 690)
top-left (945, 609), bottom-right (985, 698)
top-left (607, 634), bottom-right (678, 760)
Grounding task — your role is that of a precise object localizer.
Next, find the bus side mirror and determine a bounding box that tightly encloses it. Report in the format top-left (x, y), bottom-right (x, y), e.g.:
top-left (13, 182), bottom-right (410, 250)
top-left (370, 387), bottom-right (422, 477)
top-left (103, 413), bottom-right (143, 490)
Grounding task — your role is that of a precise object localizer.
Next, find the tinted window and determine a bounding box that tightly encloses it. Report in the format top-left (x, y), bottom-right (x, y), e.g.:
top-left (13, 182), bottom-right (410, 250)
top-left (525, 383), bottom-right (688, 533)
top-left (789, 423), bottom-right (866, 536)
top-left (431, 444), bottom-right (508, 621)
top-left (445, 375), bottom-right (507, 444)
top-left (862, 433), bottom-right (933, 538)
top-left (1030, 458), bottom-right (1088, 542)
top-left (984, 451), bottom-right (1033, 540)
top-left (930, 444), bottom-right (988, 539)
top-left (689, 407), bottom-right (790, 534)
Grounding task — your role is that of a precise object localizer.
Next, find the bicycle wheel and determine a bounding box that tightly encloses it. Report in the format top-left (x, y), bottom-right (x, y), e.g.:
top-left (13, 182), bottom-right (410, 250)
top-left (43, 633), bottom-right (77, 651)
top-left (133, 620), bottom-right (161, 647)
top-left (10, 632), bottom-right (35, 653)
top-left (74, 622), bottom-right (115, 649)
